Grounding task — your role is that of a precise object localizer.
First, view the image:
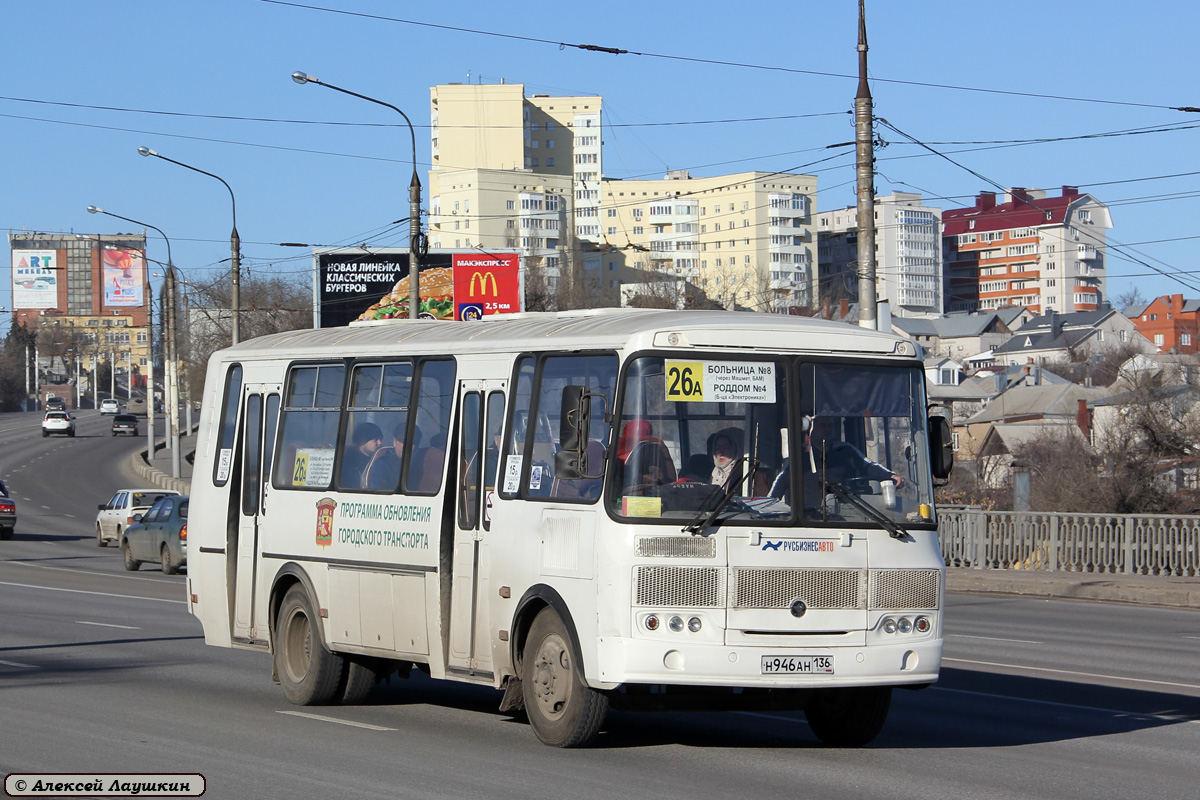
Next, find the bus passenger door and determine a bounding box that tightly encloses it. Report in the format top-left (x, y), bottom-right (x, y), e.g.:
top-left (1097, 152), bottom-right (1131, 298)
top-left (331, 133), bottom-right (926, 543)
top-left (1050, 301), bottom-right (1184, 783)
top-left (447, 383), bottom-right (505, 676)
top-left (232, 385), bottom-right (280, 644)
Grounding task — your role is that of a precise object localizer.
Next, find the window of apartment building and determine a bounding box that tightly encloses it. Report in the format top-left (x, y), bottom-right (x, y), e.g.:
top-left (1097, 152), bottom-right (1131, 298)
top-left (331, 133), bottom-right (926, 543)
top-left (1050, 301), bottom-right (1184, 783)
top-left (744, 255), bottom-right (750, 265)
top-left (1183, 333), bottom-right (1193, 347)
top-left (1155, 334), bottom-right (1165, 347)
top-left (743, 219), bottom-right (749, 228)
top-left (607, 208), bottom-right (617, 217)
top-left (633, 226), bottom-right (643, 235)
top-left (715, 258), bottom-right (722, 267)
top-left (607, 227), bottom-right (617, 236)
top-left (547, 140), bottom-right (555, 148)
top-left (742, 201), bottom-right (749, 211)
top-left (632, 208), bottom-right (643, 220)
top-left (1120, 329), bottom-right (1128, 342)
top-left (530, 140), bottom-right (539, 148)
top-left (545, 195), bottom-right (559, 211)
top-left (546, 157), bottom-right (555, 167)
top-left (729, 204), bottom-right (735, 212)
top-left (531, 122), bottom-right (539, 131)
top-left (531, 158), bottom-right (539, 167)
top-left (547, 121), bottom-right (555, 130)
top-left (507, 220), bottom-right (515, 229)
top-left (507, 200), bottom-right (515, 210)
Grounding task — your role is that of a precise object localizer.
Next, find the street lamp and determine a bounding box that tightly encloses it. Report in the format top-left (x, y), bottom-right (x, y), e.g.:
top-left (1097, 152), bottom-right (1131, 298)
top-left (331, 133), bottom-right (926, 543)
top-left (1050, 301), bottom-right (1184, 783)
top-left (87, 205), bottom-right (181, 478)
top-left (137, 146), bottom-right (242, 346)
top-left (292, 71), bottom-right (423, 320)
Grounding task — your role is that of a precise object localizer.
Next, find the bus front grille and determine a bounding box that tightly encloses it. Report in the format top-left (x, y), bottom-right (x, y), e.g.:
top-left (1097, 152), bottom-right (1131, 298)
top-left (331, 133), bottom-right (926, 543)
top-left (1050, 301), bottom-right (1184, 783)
top-left (636, 536), bottom-right (717, 558)
top-left (868, 569), bottom-right (940, 610)
top-left (732, 568), bottom-right (867, 610)
top-left (635, 566), bottom-right (725, 608)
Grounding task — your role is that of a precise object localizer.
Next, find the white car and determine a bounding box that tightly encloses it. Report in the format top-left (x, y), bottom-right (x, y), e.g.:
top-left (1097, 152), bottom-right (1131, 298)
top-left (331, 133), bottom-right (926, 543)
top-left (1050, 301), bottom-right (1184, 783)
top-left (96, 488), bottom-right (181, 548)
top-left (42, 411), bottom-right (75, 437)
top-left (100, 399), bottom-right (121, 415)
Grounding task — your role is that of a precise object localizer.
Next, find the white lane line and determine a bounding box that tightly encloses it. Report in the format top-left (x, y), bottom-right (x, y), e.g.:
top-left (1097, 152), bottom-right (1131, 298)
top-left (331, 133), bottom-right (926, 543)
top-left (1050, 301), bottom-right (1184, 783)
top-left (948, 634), bottom-right (1043, 644)
top-left (944, 657), bottom-right (1200, 691)
top-left (1185, 636), bottom-right (1200, 641)
top-left (76, 621), bottom-right (140, 630)
top-left (276, 711), bottom-right (397, 731)
top-left (0, 659), bottom-right (38, 669)
top-left (932, 686), bottom-right (1200, 725)
top-left (0, 580), bottom-right (185, 604)
top-left (6, 561), bottom-right (179, 584)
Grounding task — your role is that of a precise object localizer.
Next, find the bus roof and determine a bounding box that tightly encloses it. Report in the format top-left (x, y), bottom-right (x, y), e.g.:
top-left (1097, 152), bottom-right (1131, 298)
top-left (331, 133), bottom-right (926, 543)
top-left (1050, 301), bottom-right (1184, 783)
top-left (213, 308), bottom-right (916, 362)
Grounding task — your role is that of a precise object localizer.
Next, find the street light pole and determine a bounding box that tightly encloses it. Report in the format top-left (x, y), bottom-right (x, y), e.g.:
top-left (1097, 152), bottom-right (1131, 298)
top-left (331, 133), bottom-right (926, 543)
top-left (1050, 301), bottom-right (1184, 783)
top-left (137, 147), bottom-right (241, 345)
top-left (87, 206), bottom-right (181, 479)
top-left (292, 71), bottom-right (423, 320)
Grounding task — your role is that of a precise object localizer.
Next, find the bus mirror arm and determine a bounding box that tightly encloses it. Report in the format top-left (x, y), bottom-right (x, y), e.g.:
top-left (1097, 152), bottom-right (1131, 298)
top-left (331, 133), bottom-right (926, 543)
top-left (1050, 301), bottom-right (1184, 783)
top-left (556, 386), bottom-right (609, 480)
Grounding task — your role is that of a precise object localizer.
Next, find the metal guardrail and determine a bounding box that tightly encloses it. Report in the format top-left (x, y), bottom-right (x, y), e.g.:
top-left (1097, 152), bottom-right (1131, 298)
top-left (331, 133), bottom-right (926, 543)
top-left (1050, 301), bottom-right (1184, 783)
top-left (939, 507), bottom-right (1200, 577)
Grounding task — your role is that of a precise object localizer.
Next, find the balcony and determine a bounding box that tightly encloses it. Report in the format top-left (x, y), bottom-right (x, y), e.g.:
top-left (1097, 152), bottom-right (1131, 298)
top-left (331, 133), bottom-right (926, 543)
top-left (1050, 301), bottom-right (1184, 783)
top-left (1077, 244), bottom-right (1098, 260)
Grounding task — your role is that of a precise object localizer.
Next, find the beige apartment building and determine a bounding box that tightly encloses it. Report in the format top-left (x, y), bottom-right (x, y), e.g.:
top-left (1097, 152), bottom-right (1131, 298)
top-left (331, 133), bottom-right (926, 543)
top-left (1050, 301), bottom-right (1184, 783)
top-left (428, 82), bottom-right (817, 310)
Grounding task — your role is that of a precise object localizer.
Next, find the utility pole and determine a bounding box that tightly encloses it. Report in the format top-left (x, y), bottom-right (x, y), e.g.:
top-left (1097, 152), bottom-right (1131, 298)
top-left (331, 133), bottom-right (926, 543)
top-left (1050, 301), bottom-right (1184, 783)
top-left (855, 0), bottom-right (878, 330)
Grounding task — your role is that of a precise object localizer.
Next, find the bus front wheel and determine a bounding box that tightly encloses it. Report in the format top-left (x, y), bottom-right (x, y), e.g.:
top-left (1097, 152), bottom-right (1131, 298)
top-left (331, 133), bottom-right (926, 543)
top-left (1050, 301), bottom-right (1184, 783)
top-left (804, 686), bottom-right (892, 747)
top-left (521, 608), bottom-right (608, 747)
top-left (275, 585), bottom-right (344, 706)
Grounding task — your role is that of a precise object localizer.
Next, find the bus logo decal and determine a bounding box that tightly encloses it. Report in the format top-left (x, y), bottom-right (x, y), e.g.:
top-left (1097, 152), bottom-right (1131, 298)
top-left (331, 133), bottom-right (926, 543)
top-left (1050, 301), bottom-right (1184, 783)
top-left (315, 497), bottom-right (337, 547)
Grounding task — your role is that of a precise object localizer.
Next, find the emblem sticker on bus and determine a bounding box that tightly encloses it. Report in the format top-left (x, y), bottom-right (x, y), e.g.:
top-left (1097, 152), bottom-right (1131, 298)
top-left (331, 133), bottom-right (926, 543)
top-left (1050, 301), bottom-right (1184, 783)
top-left (665, 361), bottom-right (775, 404)
top-left (315, 498), bottom-right (337, 547)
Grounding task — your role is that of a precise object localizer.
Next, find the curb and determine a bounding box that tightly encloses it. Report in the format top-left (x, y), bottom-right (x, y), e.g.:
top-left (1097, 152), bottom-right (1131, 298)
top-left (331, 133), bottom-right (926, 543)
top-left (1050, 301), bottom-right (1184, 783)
top-left (947, 569), bottom-right (1200, 609)
top-left (132, 435), bottom-right (194, 495)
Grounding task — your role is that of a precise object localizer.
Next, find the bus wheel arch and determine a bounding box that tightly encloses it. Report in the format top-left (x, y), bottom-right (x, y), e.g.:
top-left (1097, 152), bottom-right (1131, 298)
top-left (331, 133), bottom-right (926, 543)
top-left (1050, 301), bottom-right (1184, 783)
top-left (510, 585), bottom-right (584, 679)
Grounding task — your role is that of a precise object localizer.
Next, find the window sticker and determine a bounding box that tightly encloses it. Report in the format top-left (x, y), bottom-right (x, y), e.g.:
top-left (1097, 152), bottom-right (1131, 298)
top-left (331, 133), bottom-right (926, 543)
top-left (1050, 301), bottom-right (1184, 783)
top-left (503, 454), bottom-right (523, 493)
top-left (292, 448), bottom-right (335, 488)
top-left (529, 464), bottom-right (544, 490)
top-left (665, 361), bottom-right (776, 404)
top-left (216, 448), bottom-right (233, 483)
top-left (622, 496), bottom-right (662, 517)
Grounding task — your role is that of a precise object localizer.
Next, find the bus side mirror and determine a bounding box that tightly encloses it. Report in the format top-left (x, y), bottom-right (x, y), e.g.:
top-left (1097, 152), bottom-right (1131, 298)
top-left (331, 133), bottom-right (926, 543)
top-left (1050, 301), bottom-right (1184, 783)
top-left (929, 415), bottom-right (954, 479)
top-left (559, 385), bottom-right (589, 453)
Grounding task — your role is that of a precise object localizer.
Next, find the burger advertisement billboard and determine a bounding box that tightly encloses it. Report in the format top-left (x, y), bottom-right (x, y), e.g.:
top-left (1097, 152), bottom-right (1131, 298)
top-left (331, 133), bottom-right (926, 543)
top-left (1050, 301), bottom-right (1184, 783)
top-left (315, 249), bottom-right (521, 328)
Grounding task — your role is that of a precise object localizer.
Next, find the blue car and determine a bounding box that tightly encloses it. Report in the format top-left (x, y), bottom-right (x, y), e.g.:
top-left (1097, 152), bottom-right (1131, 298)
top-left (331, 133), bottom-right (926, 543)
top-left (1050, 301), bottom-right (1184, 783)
top-left (122, 495), bottom-right (188, 574)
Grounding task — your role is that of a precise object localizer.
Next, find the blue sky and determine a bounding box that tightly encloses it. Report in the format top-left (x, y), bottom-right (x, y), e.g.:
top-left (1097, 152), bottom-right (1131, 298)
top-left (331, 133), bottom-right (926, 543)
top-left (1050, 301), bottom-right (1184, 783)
top-left (3, 0), bottom-right (1198, 332)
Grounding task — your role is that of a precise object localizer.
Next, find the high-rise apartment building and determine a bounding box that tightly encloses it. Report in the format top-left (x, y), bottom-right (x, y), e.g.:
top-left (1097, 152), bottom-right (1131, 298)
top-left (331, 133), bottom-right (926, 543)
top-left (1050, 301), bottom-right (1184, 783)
top-left (427, 83), bottom-right (817, 310)
top-left (816, 192), bottom-right (943, 318)
top-left (942, 187), bottom-right (1110, 313)
top-left (9, 231), bottom-right (152, 393)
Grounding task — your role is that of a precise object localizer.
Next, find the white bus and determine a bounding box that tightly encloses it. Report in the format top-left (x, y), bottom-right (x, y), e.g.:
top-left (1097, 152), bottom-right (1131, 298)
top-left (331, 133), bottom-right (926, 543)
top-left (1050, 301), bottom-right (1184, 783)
top-left (187, 309), bottom-right (953, 747)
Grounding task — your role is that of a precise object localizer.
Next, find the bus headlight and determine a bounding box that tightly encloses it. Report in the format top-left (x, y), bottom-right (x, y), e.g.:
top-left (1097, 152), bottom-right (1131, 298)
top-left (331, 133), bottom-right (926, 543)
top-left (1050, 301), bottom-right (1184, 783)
top-left (897, 617), bottom-right (913, 634)
top-left (687, 617), bottom-right (702, 632)
top-left (668, 616), bottom-right (685, 632)
top-left (882, 617), bottom-right (898, 634)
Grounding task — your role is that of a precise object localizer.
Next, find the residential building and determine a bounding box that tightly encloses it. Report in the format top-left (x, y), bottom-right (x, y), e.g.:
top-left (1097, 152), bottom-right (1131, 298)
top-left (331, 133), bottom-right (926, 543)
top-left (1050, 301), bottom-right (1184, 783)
top-left (427, 82), bottom-right (817, 311)
top-left (892, 308), bottom-right (1024, 360)
top-left (817, 192), bottom-right (943, 317)
top-left (942, 187), bottom-right (1111, 313)
top-left (1125, 294), bottom-right (1200, 354)
top-left (9, 231), bottom-right (152, 394)
top-left (992, 309), bottom-right (1152, 366)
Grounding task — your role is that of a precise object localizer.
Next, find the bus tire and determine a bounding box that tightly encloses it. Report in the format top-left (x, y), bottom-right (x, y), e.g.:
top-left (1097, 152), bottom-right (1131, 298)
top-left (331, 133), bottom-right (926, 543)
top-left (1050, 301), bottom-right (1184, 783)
top-left (521, 607), bottom-right (607, 747)
top-left (340, 659), bottom-right (377, 705)
top-left (275, 584), bottom-right (344, 706)
top-left (804, 686), bottom-right (892, 747)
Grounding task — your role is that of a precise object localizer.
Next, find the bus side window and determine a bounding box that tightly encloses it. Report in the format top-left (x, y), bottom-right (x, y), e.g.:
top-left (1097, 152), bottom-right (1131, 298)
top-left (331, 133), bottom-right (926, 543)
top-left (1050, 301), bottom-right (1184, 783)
top-left (404, 359), bottom-right (456, 494)
top-left (273, 364), bottom-right (344, 491)
top-left (499, 356), bottom-right (535, 500)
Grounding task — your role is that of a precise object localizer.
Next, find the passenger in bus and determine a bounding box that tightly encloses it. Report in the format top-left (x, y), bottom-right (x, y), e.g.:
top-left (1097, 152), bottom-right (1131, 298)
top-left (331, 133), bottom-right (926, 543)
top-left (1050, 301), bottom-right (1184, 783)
top-left (365, 423), bottom-right (409, 491)
top-left (340, 421), bottom-right (383, 488)
top-left (801, 415), bottom-right (903, 502)
top-left (616, 419), bottom-right (662, 462)
top-left (709, 428), bottom-right (768, 495)
top-left (620, 419), bottom-right (676, 492)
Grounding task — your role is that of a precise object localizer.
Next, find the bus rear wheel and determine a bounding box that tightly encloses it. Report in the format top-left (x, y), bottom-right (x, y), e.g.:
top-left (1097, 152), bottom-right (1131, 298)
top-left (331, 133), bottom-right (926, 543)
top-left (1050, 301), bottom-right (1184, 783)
top-left (804, 686), bottom-right (892, 747)
top-left (275, 585), bottom-right (344, 705)
top-left (521, 608), bottom-right (607, 747)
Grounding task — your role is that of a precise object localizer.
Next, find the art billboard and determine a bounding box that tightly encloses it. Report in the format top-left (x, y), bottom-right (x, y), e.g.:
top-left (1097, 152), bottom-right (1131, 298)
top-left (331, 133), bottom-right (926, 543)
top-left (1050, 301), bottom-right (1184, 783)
top-left (102, 249), bottom-right (145, 307)
top-left (315, 249), bottom-right (521, 328)
top-left (11, 249), bottom-right (58, 308)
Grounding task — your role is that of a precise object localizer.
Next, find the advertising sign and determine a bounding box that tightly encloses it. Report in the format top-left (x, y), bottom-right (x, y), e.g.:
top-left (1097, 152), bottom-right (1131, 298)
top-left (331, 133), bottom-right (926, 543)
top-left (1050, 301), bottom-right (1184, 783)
top-left (102, 248), bottom-right (145, 307)
top-left (11, 249), bottom-right (58, 308)
top-left (315, 249), bottom-right (521, 328)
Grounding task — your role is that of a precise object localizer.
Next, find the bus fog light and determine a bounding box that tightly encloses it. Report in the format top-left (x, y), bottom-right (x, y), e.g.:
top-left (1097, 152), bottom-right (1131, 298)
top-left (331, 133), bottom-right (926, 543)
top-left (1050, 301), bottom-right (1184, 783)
top-left (897, 617), bottom-right (913, 634)
top-left (687, 617), bottom-right (702, 632)
top-left (668, 615), bottom-right (684, 632)
top-left (882, 617), bottom-right (897, 634)
top-left (914, 616), bottom-right (931, 633)
top-left (645, 615), bottom-right (660, 631)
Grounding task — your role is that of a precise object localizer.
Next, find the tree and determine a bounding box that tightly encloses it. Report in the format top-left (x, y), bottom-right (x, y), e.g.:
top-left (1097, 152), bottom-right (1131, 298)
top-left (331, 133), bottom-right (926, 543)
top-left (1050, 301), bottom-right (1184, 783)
top-left (1112, 284), bottom-right (1148, 313)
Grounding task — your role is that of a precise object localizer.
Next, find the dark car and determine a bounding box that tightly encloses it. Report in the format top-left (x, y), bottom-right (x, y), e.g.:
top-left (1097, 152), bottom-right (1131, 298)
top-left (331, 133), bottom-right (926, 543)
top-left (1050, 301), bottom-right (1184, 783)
top-left (0, 481), bottom-right (14, 539)
top-left (45, 396), bottom-right (67, 411)
top-left (122, 495), bottom-right (188, 574)
top-left (111, 414), bottom-right (140, 436)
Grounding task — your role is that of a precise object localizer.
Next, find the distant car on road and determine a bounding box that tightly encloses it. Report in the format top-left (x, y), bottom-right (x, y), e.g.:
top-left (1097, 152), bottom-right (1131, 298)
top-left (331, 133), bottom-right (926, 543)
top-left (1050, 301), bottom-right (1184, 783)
top-left (111, 414), bottom-right (139, 436)
top-left (100, 399), bottom-right (121, 415)
top-left (122, 494), bottom-right (189, 574)
top-left (45, 396), bottom-right (66, 411)
top-left (42, 411), bottom-right (75, 437)
top-left (125, 397), bottom-right (148, 417)
top-left (0, 492), bottom-right (15, 539)
top-left (96, 488), bottom-right (181, 548)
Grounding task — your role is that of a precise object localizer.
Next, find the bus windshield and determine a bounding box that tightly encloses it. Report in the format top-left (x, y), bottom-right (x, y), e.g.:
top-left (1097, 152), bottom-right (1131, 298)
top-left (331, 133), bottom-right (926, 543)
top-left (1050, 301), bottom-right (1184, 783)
top-left (607, 355), bottom-right (936, 529)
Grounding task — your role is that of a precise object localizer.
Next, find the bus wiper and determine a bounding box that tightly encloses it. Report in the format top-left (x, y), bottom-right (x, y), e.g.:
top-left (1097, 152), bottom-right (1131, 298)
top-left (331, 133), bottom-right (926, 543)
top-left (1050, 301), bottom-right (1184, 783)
top-left (825, 481), bottom-right (910, 540)
top-left (683, 457), bottom-right (759, 536)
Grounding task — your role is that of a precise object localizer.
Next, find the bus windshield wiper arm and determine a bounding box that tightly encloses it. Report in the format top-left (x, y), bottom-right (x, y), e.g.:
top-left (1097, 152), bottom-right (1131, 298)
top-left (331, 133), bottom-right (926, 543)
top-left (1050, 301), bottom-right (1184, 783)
top-left (826, 481), bottom-right (910, 540)
top-left (683, 457), bottom-right (758, 536)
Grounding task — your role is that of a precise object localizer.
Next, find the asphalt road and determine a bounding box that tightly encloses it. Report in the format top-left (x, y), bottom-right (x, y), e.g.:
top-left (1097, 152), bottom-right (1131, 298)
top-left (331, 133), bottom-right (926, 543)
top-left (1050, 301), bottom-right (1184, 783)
top-left (2, 410), bottom-right (1198, 800)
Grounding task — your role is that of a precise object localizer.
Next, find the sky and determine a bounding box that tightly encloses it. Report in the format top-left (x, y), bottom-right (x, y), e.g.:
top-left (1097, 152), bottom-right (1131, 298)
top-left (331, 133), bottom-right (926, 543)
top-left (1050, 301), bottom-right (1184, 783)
top-left (4, 0), bottom-right (1199, 333)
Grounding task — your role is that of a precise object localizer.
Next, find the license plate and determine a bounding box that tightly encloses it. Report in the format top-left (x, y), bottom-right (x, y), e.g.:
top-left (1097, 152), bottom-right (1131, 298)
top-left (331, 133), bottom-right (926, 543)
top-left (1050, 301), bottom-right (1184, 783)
top-left (760, 655), bottom-right (834, 675)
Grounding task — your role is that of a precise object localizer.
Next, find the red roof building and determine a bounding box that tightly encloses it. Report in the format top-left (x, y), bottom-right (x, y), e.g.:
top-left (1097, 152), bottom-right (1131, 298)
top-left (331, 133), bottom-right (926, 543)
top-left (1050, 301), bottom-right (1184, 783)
top-left (942, 186), bottom-right (1111, 314)
top-left (1127, 294), bottom-right (1200, 354)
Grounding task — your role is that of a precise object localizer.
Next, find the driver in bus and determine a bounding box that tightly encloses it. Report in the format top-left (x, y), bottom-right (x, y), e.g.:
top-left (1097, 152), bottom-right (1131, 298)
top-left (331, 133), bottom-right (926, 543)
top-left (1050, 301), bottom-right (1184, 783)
top-left (802, 415), bottom-right (903, 499)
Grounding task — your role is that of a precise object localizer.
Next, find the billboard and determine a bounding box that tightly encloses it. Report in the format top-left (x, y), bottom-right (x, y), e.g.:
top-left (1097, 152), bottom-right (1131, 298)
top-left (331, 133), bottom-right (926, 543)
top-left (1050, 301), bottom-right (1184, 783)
top-left (102, 248), bottom-right (145, 307)
top-left (315, 249), bottom-right (521, 328)
top-left (11, 249), bottom-right (58, 308)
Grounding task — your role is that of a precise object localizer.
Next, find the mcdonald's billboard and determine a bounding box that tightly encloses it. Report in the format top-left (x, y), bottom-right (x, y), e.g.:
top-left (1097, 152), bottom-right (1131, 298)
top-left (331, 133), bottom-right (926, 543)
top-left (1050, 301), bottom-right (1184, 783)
top-left (314, 249), bottom-right (521, 328)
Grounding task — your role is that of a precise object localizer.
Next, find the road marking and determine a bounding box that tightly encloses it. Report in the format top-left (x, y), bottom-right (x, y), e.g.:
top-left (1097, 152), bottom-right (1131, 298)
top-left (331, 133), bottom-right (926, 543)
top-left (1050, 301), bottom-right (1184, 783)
top-left (1185, 636), bottom-right (1200, 641)
top-left (932, 686), bottom-right (1200, 724)
top-left (276, 711), bottom-right (397, 731)
top-left (6, 561), bottom-right (179, 584)
top-left (943, 657), bottom-right (1200, 691)
top-left (0, 580), bottom-right (185, 604)
top-left (948, 634), bottom-right (1043, 644)
top-left (0, 659), bottom-right (37, 668)
top-left (76, 621), bottom-right (140, 630)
